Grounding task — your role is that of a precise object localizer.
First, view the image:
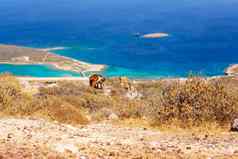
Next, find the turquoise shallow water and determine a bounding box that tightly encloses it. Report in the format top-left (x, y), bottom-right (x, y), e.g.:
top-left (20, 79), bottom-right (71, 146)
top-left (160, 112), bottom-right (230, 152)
top-left (0, 0), bottom-right (238, 78)
top-left (0, 64), bottom-right (81, 77)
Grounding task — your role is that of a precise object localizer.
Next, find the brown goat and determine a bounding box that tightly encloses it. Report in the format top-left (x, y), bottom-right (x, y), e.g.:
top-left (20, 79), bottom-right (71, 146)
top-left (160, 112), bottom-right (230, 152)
top-left (89, 74), bottom-right (106, 89)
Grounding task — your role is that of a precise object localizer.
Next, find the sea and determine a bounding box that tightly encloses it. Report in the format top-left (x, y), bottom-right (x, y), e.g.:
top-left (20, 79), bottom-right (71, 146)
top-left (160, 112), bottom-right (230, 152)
top-left (0, 0), bottom-right (238, 78)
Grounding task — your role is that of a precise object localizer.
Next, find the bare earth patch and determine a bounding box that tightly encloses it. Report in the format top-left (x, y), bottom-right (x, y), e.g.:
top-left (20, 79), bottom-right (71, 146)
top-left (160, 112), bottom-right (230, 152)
top-left (0, 118), bottom-right (238, 158)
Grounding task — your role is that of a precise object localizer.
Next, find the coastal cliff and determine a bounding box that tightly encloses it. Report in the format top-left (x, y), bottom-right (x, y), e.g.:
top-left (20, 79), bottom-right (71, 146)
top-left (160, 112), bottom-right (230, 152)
top-left (225, 64), bottom-right (238, 75)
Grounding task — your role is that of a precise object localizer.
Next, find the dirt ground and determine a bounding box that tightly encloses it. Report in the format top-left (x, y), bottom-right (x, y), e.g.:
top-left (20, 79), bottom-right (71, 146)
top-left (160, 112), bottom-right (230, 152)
top-left (0, 118), bottom-right (238, 159)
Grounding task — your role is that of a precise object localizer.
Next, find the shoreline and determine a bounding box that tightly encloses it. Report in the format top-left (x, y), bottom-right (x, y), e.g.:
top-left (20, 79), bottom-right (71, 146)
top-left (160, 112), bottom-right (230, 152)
top-left (17, 76), bottom-right (89, 81)
top-left (0, 44), bottom-right (106, 76)
top-left (0, 60), bottom-right (234, 81)
top-left (0, 44), bottom-right (236, 80)
top-left (15, 74), bottom-right (236, 83)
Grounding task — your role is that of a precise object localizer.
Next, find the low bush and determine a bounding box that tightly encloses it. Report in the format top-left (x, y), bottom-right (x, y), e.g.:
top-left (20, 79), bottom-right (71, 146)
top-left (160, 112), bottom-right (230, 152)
top-left (146, 77), bottom-right (238, 127)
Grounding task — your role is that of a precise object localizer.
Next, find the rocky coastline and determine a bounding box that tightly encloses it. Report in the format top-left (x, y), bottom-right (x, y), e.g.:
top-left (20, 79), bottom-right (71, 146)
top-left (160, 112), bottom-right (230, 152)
top-left (225, 64), bottom-right (238, 76)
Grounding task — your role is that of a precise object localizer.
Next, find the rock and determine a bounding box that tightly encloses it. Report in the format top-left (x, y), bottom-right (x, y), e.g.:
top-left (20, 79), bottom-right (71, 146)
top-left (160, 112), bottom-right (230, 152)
top-left (79, 156), bottom-right (88, 159)
top-left (109, 151), bottom-right (116, 156)
top-left (225, 64), bottom-right (238, 75)
top-left (231, 118), bottom-right (238, 131)
top-left (53, 143), bottom-right (79, 154)
top-left (85, 115), bottom-right (92, 122)
top-left (186, 146), bottom-right (191, 150)
top-left (126, 88), bottom-right (142, 100)
top-left (233, 150), bottom-right (238, 154)
top-left (7, 133), bottom-right (13, 139)
top-left (108, 113), bottom-right (119, 121)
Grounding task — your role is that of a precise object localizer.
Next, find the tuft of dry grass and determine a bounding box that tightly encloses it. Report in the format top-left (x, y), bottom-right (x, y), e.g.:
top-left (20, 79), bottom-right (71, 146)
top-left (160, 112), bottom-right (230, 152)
top-left (30, 96), bottom-right (88, 125)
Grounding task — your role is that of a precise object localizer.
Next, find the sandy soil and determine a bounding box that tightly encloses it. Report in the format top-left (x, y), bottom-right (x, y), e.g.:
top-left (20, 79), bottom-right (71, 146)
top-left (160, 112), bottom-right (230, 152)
top-left (0, 118), bottom-right (238, 159)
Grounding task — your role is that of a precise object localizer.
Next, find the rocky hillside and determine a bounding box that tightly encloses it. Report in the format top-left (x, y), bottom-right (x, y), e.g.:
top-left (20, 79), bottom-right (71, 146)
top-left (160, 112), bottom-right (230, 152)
top-left (0, 74), bottom-right (238, 158)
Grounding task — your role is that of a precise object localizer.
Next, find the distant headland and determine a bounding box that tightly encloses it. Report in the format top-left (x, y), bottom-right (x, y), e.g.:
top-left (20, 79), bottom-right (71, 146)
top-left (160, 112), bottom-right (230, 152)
top-left (0, 44), bottom-right (105, 75)
top-left (225, 64), bottom-right (238, 76)
top-left (0, 44), bottom-right (236, 79)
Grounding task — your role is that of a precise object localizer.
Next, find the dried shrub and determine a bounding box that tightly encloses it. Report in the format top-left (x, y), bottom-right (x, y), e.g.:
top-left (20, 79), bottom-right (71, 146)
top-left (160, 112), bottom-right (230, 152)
top-left (31, 96), bottom-right (88, 125)
top-left (0, 74), bottom-right (237, 128)
top-left (148, 77), bottom-right (238, 127)
top-left (0, 74), bottom-right (88, 124)
top-left (0, 73), bottom-right (24, 112)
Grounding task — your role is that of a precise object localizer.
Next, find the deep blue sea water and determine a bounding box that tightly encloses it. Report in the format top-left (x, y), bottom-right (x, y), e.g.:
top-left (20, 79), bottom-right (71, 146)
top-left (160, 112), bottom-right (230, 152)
top-left (0, 0), bottom-right (238, 78)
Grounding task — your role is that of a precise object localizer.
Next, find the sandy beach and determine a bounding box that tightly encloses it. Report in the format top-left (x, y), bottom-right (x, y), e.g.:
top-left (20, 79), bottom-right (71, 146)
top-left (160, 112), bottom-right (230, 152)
top-left (17, 76), bottom-right (89, 81)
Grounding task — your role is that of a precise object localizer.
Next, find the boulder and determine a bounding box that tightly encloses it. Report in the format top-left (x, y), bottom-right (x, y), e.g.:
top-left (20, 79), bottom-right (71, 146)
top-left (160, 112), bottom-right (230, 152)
top-left (231, 118), bottom-right (238, 131)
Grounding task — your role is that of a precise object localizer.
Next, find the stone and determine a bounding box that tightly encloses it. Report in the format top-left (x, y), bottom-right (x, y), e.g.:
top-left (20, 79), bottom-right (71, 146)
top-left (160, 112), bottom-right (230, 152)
top-left (186, 146), bottom-right (192, 150)
top-left (231, 118), bottom-right (238, 131)
top-left (108, 113), bottom-right (119, 121)
top-left (53, 143), bottom-right (79, 154)
top-left (7, 133), bottom-right (13, 139)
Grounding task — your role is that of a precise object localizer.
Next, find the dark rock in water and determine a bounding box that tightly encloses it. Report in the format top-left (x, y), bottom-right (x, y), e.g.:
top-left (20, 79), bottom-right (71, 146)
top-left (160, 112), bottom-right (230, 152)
top-left (231, 119), bottom-right (238, 131)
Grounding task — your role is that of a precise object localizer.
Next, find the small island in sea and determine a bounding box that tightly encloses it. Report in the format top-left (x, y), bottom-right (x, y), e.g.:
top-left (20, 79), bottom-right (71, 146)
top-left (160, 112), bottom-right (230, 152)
top-left (142, 32), bottom-right (169, 39)
top-left (0, 44), bottom-right (105, 75)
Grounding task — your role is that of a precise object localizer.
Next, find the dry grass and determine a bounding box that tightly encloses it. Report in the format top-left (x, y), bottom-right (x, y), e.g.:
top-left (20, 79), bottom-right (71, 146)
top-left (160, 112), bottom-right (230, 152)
top-left (147, 77), bottom-right (238, 127)
top-left (0, 74), bottom-right (88, 125)
top-left (38, 76), bottom-right (238, 129)
top-left (0, 73), bottom-right (238, 129)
